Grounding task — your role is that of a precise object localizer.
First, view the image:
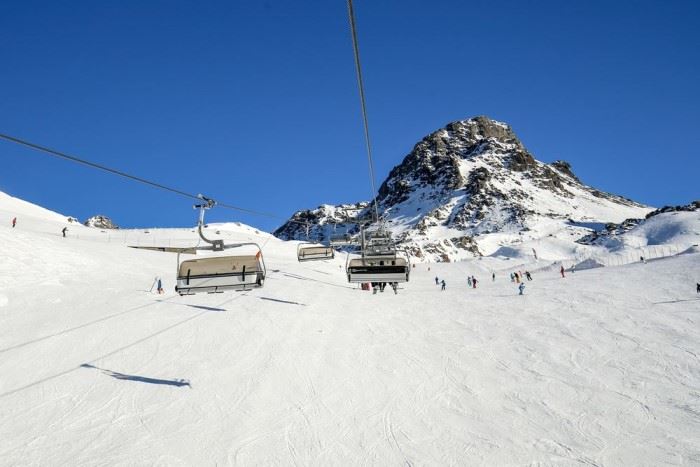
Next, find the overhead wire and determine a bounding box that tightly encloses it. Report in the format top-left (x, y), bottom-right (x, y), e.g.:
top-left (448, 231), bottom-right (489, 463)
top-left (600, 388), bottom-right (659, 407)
top-left (346, 0), bottom-right (381, 224)
top-left (0, 132), bottom-right (310, 227)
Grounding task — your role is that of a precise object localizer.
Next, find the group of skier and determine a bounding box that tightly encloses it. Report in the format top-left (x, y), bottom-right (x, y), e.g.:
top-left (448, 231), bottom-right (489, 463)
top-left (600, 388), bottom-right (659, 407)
top-left (435, 276), bottom-right (446, 291)
top-left (510, 271), bottom-right (532, 283)
top-left (371, 281), bottom-right (398, 294)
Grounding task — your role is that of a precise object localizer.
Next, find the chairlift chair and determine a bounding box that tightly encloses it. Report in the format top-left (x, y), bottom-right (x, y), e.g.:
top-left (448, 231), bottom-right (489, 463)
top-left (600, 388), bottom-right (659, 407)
top-left (175, 196), bottom-right (266, 296)
top-left (329, 233), bottom-right (354, 246)
top-left (296, 222), bottom-right (335, 262)
top-left (297, 243), bottom-right (335, 262)
top-left (345, 227), bottom-right (410, 284)
top-left (346, 253), bottom-right (410, 283)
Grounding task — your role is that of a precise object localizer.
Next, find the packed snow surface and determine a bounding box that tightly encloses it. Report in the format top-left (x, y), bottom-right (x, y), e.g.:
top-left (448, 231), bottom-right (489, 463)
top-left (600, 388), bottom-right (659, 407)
top-left (1, 196), bottom-right (700, 465)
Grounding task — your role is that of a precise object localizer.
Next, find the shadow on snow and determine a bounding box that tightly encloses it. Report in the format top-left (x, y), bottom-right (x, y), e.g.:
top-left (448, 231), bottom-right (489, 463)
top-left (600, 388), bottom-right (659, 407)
top-left (81, 364), bottom-right (191, 388)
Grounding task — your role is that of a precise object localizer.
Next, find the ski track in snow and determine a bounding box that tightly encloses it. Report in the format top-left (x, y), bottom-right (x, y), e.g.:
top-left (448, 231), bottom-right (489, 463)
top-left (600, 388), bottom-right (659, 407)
top-left (1, 199), bottom-right (700, 465)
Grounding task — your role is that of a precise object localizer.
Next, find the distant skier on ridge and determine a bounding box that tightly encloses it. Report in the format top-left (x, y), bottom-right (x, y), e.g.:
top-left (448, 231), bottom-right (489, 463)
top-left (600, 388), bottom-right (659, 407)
top-left (441, 279), bottom-right (446, 291)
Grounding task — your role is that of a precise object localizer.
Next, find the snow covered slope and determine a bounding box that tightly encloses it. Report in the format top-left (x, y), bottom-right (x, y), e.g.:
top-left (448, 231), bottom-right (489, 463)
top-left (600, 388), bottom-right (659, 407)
top-left (275, 116), bottom-right (652, 261)
top-left (1, 192), bottom-right (699, 465)
top-left (583, 202), bottom-right (700, 251)
top-left (0, 190), bottom-right (78, 225)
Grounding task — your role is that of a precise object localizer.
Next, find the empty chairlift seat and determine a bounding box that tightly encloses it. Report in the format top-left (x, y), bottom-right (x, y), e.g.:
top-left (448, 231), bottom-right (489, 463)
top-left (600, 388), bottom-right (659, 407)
top-left (346, 255), bottom-right (410, 283)
top-left (176, 254), bottom-right (265, 295)
top-left (329, 233), bottom-right (354, 246)
top-left (297, 244), bottom-right (335, 262)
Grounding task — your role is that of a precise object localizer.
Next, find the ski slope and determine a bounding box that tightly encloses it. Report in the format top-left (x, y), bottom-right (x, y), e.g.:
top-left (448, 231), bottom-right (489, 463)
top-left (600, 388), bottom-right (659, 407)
top-left (1, 196), bottom-right (700, 465)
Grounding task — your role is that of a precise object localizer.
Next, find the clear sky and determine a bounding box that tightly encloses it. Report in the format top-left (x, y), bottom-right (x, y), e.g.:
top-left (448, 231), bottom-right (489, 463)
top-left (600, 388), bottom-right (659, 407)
top-left (1, 0), bottom-right (698, 231)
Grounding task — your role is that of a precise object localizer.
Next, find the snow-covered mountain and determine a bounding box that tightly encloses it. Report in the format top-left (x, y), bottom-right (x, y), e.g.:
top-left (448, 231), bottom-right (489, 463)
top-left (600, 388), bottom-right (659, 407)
top-left (275, 116), bottom-right (653, 261)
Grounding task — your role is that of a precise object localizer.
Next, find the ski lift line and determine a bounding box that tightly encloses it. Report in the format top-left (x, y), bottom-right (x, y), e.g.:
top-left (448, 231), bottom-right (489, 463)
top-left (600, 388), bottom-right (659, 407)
top-left (346, 0), bottom-right (381, 224)
top-left (0, 132), bottom-right (200, 201)
top-left (0, 131), bottom-right (310, 226)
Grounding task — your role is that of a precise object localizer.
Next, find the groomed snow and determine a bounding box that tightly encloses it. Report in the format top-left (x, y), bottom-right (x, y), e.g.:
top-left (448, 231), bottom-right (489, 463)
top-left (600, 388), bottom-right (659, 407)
top-left (1, 195), bottom-right (699, 465)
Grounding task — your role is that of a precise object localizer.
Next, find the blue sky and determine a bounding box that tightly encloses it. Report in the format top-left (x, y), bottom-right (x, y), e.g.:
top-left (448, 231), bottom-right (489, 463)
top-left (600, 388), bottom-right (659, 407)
top-left (1, 0), bottom-right (698, 231)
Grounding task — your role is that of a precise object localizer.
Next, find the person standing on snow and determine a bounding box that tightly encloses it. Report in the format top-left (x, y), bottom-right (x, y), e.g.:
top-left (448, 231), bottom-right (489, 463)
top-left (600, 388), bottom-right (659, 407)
top-left (526, 271), bottom-right (532, 281)
top-left (492, 272), bottom-right (495, 282)
top-left (510, 272), bottom-right (514, 282)
top-left (435, 276), bottom-right (439, 285)
top-left (472, 277), bottom-right (478, 289)
top-left (441, 279), bottom-right (446, 291)
top-left (12, 217), bottom-right (17, 228)
top-left (467, 276), bottom-right (472, 287)
top-left (696, 283), bottom-right (700, 294)
top-left (560, 265), bottom-right (565, 278)
top-left (157, 278), bottom-right (164, 294)
top-left (62, 227), bottom-right (68, 237)
top-left (514, 272), bottom-right (520, 283)
top-left (519, 283), bottom-right (525, 295)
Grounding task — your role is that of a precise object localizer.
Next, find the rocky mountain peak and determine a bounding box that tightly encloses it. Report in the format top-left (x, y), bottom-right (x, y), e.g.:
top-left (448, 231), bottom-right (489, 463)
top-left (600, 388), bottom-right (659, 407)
top-left (275, 116), bottom-right (652, 261)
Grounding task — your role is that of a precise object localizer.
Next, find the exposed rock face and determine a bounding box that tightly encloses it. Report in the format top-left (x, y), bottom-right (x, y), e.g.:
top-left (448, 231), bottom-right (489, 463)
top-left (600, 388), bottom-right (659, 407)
top-left (275, 116), bottom-right (651, 261)
top-left (84, 215), bottom-right (119, 229)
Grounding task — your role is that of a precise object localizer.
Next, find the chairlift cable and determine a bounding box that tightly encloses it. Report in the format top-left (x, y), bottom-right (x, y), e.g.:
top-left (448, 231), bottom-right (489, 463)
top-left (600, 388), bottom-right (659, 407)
top-left (0, 131), bottom-right (309, 226)
top-left (0, 132), bottom-right (200, 201)
top-left (346, 0), bottom-right (381, 225)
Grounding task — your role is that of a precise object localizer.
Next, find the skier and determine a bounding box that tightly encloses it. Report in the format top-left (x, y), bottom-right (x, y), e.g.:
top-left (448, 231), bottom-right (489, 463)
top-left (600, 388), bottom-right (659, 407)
top-left (157, 278), bottom-right (164, 294)
top-left (526, 271), bottom-right (532, 281)
top-left (510, 272), bottom-right (514, 282)
top-left (441, 279), bottom-right (446, 291)
top-left (372, 282), bottom-right (379, 294)
top-left (12, 217), bottom-right (16, 228)
top-left (560, 265), bottom-right (565, 278)
top-left (514, 272), bottom-right (520, 283)
top-left (492, 272), bottom-right (495, 282)
top-left (696, 283), bottom-right (700, 294)
top-left (467, 276), bottom-right (472, 287)
top-left (519, 283), bottom-right (525, 295)
top-left (62, 227), bottom-right (68, 238)
top-left (391, 282), bottom-right (398, 294)
top-left (472, 277), bottom-right (478, 289)
top-left (435, 276), bottom-right (439, 285)
top-left (379, 282), bottom-right (387, 293)
top-left (640, 256), bottom-right (646, 264)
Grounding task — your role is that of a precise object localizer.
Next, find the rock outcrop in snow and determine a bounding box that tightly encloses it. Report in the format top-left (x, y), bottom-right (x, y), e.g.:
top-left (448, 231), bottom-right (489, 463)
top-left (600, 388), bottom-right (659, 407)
top-left (84, 215), bottom-right (119, 229)
top-left (275, 116), bottom-right (652, 261)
